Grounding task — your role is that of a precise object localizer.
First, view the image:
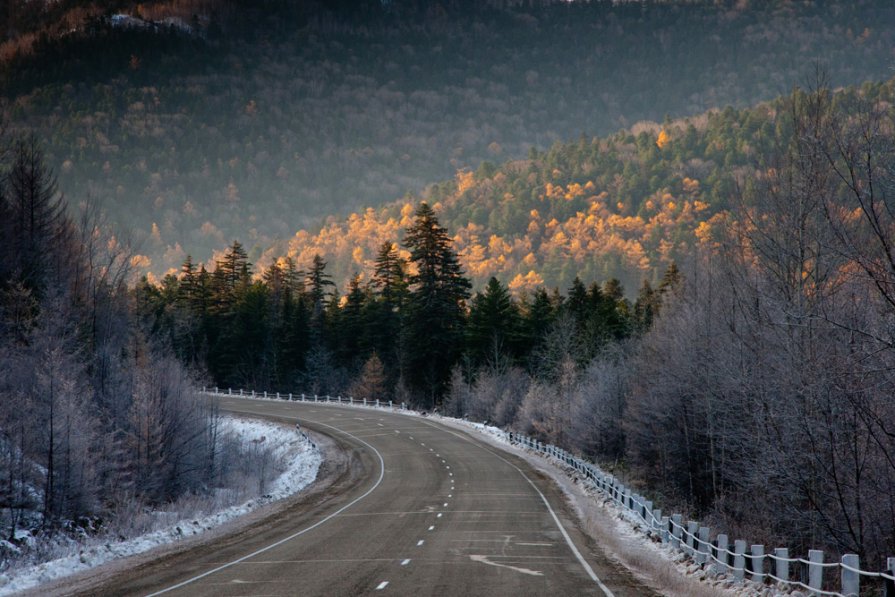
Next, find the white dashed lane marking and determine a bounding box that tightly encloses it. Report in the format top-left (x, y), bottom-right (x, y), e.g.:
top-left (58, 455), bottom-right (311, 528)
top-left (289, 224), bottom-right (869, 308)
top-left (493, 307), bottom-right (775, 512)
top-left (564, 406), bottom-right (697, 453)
top-left (417, 540), bottom-right (424, 547)
top-left (376, 581), bottom-right (389, 590)
top-left (401, 559), bottom-right (411, 566)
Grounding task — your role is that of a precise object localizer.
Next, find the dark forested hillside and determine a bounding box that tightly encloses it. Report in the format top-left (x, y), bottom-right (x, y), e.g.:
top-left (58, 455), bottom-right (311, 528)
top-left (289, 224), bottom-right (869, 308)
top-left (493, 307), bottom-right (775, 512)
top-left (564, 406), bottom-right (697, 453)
top-left (3, 0), bottom-right (895, 277)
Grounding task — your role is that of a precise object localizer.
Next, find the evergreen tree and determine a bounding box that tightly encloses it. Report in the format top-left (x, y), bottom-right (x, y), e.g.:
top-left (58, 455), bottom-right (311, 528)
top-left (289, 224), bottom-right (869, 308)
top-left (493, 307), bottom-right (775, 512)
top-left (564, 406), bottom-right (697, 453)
top-left (280, 291), bottom-right (311, 387)
top-left (519, 287), bottom-right (557, 366)
top-left (466, 276), bottom-right (520, 370)
top-left (207, 241), bottom-right (252, 383)
top-left (307, 254), bottom-right (334, 311)
top-left (335, 273), bottom-right (368, 369)
top-left (371, 241), bottom-right (408, 308)
top-left (368, 241), bottom-right (408, 387)
top-left (173, 255), bottom-right (205, 366)
top-left (633, 279), bottom-right (658, 332)
top-left (402, 203), bottom-right (471, 406)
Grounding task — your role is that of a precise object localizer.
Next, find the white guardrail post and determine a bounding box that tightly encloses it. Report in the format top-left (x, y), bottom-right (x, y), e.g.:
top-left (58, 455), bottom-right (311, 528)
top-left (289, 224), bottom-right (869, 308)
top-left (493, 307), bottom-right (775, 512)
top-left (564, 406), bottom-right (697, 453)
top-left (714, 534), bottom-right (728, 573)
top-left (686, 521), bottom-right (698, 556)
top-left (841, 554), bottom-right (859, 597)
top-left (671, 514), bottom-right (682, 548)
top-left (751, 544), bottom-right (764, 584)
top-left (808, 550), bottom-right (823, 594)
top-left (733, 540), bottom-right (746, 581)
top-left (774, 548), bottom-right (789, 584)
top-left (697, 527), bottom-right (710, 565)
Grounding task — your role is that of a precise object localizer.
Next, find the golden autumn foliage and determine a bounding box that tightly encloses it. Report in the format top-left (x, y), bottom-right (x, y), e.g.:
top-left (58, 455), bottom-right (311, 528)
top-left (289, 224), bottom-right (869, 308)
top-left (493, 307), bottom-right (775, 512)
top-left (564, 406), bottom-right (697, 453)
top-left (253, 87), bottom-right (873, 292)
top-left (508, 270), bottom-right (545, 292)
top-left (456, 169), bottom-right (476, 195)
top-left (256, 170), bottom-right (716, 294)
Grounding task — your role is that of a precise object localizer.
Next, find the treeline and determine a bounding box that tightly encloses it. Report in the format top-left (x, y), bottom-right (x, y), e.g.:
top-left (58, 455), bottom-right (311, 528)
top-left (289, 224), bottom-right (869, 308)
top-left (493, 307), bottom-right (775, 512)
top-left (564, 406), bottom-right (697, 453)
top-left (137, 203), bottom-right (679, 406)
top-left (0, 136), bottom-right (275, 567)
top-left (5, 1), bottom-right (895, 278)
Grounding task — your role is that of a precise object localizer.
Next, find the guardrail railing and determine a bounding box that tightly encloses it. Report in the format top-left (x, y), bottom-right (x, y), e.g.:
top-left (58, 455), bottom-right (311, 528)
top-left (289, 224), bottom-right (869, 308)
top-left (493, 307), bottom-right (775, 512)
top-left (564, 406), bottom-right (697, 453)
top-left (203, 386), bottom-right (895, 597)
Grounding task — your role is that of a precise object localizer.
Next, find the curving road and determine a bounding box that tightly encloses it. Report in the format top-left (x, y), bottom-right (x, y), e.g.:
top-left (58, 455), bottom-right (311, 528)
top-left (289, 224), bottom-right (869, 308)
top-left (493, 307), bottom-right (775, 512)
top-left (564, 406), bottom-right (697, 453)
top-left (79, 397), bottom-right (659, 596)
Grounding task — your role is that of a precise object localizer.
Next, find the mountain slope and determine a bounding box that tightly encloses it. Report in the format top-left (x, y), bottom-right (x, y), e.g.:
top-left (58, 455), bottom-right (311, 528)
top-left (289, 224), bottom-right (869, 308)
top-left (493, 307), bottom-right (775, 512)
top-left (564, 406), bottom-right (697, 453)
top-left (258, 79), bottom-right (895, 293)
top-left (4, 1), bottom-right (895, 276)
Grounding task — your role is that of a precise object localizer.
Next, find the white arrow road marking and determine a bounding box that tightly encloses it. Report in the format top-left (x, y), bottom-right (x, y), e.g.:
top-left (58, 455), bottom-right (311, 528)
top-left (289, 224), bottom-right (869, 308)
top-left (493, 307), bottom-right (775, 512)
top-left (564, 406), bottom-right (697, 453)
top-left (469, 555), bottom-right (543, 577)
top-left (418, 419), bottom-right (616, 597)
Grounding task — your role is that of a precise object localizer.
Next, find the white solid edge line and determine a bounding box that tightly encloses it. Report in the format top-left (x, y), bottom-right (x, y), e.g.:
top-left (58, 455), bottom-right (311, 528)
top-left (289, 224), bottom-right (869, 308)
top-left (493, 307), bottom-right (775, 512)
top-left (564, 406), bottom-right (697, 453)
top-left (146, 415), bottom-right (387, 597)
top-left (418, 420), bottom-right (616, 597)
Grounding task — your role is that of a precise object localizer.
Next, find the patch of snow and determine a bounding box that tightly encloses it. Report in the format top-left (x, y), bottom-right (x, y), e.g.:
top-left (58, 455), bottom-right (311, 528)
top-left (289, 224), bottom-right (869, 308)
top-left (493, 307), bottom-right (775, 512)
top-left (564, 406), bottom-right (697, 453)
top-left (109, 14), bottom-right (149, 29)
top-left (0, 416), bottom-right (320, 596)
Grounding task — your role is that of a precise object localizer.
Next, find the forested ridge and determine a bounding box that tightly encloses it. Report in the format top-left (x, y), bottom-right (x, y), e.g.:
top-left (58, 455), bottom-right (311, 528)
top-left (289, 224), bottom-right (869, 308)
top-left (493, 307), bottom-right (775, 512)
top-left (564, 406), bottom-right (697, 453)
top-left (3, 0), bottom-right (895, 278)
top-left (262, 78), bottom-right (895, 294)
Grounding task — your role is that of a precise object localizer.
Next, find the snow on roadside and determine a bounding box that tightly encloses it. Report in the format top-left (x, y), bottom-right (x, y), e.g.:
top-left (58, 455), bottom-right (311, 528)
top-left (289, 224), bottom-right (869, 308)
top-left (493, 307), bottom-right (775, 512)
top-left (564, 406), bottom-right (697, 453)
top-left (0, 416), bottom-right (321, 596)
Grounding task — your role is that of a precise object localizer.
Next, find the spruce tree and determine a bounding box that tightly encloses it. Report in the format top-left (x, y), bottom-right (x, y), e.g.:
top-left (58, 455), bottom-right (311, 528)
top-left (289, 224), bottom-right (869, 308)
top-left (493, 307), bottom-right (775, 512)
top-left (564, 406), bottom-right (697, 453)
top-left (466, 276), bottom-right (520, 370)
top-left (519, 287), bottom-right (557, 362)
top-left (368, 242), bottom-right (408, 386)
top-left (207, 241), bottom-right (252, 383)
top-left (402, 203), bottom-right (471, 406)
top-left (307, 253), bottom-right (335, 320)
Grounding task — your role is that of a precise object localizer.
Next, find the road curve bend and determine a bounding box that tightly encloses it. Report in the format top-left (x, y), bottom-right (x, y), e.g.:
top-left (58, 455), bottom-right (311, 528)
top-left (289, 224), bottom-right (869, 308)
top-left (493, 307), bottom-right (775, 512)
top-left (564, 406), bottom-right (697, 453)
top-left (78, 397), bottom-right (660, 596)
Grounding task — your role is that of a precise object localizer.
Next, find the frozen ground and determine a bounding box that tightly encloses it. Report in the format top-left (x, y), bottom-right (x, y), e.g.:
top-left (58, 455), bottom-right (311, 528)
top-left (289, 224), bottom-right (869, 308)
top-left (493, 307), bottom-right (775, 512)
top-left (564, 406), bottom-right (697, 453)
top-left (0, 416), bottom-right (320, 596)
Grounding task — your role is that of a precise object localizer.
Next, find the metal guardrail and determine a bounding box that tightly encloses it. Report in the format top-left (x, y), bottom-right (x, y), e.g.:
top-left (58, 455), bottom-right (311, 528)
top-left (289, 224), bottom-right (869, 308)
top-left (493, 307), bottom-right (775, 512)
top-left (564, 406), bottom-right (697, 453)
top-left (203, 386), bottom-right (895, 596)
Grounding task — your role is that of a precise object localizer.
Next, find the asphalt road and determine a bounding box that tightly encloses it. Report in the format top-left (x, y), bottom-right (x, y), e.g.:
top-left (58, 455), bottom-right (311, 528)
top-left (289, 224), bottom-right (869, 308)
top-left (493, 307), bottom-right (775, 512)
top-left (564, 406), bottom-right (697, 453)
top-left (81, 397), bottom-right (660, 596)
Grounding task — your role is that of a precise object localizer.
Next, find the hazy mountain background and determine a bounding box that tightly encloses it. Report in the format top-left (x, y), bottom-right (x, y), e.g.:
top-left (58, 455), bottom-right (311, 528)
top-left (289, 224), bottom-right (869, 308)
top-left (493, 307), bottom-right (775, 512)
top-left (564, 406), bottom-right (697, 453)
top-left (3, 0), bottom-right (895, 283)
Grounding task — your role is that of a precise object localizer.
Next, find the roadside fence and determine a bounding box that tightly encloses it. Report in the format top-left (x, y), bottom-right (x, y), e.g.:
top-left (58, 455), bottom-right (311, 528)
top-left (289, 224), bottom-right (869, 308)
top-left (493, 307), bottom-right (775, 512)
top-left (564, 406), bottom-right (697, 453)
top-left (202, 386), bottom-right (895, 597)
